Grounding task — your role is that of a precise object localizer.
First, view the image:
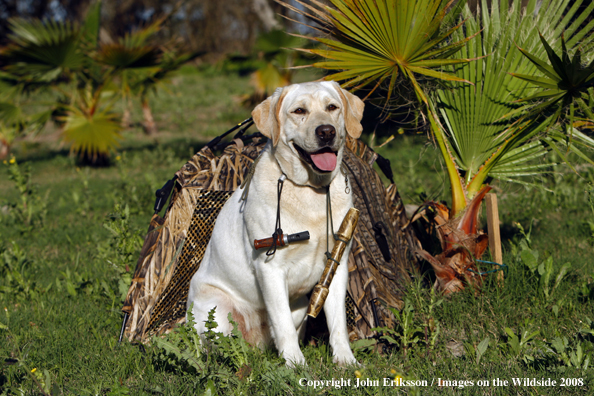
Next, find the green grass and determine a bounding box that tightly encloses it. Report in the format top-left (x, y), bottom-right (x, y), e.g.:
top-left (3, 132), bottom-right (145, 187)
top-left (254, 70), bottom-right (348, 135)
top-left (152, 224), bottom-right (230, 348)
top-left (1, 70), bottom-right (593, 395)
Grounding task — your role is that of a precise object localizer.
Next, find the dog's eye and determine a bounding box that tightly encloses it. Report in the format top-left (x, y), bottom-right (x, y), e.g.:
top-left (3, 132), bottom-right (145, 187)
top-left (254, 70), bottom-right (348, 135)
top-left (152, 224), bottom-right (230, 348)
top-left (327, 104), bottom-right (338, 111)
top-left (293, 108), bottom-right (306, 115)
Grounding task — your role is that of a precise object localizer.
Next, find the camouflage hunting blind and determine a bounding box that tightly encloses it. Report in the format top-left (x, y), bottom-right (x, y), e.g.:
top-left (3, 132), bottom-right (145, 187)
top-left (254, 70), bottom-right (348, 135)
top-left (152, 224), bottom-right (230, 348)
top-left (121, 121), bottom-right (419, 343)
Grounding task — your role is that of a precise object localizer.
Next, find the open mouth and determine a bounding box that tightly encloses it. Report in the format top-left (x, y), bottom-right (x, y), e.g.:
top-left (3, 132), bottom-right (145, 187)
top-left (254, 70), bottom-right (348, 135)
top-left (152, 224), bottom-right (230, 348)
top-left (294, 144), bottom-right (338, 173)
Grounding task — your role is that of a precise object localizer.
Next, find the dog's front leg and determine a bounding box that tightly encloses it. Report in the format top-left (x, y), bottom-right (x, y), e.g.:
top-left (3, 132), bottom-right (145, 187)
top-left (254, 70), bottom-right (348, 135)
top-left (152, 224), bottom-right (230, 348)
top-left (257, 265), bottom-right (306, 367)
top-left (323, 255), bottom-right (358, 366)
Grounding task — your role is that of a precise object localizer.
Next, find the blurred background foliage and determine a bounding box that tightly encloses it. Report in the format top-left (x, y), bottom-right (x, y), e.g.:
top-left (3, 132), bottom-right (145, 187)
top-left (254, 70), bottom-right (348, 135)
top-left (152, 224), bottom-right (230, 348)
top-left (0, 0), bottom-right (313, 162)
top-left (0, 0), bottom-right (300, 59)
top-left (0, 0), bottom-right (593, 174)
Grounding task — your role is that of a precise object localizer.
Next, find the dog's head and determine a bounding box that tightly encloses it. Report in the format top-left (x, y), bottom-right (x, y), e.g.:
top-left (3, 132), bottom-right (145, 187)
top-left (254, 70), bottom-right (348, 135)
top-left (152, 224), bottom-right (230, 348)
top-left (252, 81), bottom-right (364, 187)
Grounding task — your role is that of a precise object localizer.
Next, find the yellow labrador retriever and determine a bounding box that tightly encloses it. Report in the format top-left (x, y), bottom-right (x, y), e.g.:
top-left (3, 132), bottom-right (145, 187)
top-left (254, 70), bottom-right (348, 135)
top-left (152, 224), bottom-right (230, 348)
top-left (187, 81), bottom-right (364, 366)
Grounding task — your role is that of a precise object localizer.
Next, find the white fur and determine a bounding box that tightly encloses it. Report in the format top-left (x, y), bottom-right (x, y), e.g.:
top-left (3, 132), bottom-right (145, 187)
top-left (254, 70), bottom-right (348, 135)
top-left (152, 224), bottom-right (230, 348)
top-left (187, 81), bottom-right (364, 367)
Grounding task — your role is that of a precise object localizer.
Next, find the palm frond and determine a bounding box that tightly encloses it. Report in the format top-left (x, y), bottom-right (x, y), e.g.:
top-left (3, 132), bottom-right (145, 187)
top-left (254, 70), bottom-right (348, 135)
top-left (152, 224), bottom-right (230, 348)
top-left (282, 0), bottom-right (472, 103)
top-left (512, 34), bottom-right (594, 125)
top-left (1, 18), bottom-right (84, 82)
top-left (61, 106), bottom-right (122, 158)
top-left (95, 44), bottom-right (161, 69)
top-left (438, 0), bottom-right (594, 196)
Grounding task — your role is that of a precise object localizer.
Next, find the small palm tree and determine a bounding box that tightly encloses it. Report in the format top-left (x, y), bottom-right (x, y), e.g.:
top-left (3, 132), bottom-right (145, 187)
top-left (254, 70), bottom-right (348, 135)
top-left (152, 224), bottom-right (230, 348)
top-left (94, 18), bottom-right (163, 131)
top-left (0, 1), bottom-right (195, 161)
top-left (280, 0), bottom-right (594, 292)
top-left (0, 1), bottom-right (122, 163)
top-left (426, 0), bottom-right (594, 291)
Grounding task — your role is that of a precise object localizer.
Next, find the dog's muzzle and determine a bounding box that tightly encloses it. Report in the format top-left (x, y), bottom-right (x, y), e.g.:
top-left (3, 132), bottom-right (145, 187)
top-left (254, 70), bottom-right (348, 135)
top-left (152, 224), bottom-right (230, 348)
top-left (294, 144), bottom-right (338, 173)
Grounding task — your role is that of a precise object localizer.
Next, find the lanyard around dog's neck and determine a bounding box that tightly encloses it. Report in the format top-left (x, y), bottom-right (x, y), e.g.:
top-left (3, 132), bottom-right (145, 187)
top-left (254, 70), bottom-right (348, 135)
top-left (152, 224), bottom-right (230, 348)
top-left (266, 173), bottom-right (337, 258)
top-left (261, 164), bottom-right (350, 257)
top-left (267, 175), bottom-right (339, 261)
top-left (266, 174), bottom-right (287, 256)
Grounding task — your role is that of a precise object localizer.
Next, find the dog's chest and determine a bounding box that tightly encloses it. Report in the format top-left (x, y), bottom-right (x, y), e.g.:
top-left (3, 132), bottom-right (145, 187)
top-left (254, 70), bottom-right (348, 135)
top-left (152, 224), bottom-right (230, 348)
top-left (285, 245), bottom-right (327, 299)
top-left (279, 191), bottom-right (342, 300)
top-left (245, 155), bottom-right (352, 300)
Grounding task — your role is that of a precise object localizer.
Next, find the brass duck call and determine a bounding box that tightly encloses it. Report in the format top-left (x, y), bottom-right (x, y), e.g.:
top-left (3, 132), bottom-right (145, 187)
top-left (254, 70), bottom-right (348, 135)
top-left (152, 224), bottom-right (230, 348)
top-left (254, 231), bottom-right (310, 250)
top-left (307, 207), bottom-right (360, 318)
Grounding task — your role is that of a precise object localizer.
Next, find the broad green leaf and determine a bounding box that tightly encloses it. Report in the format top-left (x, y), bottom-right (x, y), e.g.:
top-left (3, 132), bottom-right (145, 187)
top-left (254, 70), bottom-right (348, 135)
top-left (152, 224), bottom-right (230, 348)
top-left (61, 107), bottom-right (122, 158)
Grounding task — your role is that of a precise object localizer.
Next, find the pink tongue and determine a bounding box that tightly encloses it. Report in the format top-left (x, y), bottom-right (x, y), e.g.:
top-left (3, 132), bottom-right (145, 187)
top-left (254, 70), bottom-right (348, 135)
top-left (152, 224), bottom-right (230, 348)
top-left (310, 152), bottom-right (337, 171)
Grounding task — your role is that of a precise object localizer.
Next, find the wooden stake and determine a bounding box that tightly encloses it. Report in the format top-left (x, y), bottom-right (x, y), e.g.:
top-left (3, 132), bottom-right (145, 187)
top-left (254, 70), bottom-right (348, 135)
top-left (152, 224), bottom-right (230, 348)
top-left (485, 193), bottom-right (504, 286)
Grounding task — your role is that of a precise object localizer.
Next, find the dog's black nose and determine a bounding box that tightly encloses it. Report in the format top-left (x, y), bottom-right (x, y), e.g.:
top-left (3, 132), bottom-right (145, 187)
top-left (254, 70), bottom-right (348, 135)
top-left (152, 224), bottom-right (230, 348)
top-left (315, 124), bottom-right (336, 143)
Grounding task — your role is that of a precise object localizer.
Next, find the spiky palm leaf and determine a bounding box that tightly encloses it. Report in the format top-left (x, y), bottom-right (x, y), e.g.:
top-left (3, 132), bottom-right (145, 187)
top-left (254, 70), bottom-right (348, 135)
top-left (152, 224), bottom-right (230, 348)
top-left (507, 33), bottom-right (594, 169)
top-left (60, 97), bottom-right (122, 160)
top-left (95, 45), bottom-right (161, 70)
top-left (280, 0), bottom-right (473, 102)
top-left (437, 0), bottom-right (594, 199)
top-left (95, 16), bottom-right (166, 71)
top-left (1, 18), bottom-right (84, 82)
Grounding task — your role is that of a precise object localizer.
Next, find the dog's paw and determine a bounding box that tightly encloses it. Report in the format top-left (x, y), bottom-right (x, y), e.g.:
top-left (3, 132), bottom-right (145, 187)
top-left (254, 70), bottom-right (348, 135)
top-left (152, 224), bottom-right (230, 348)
top-left (332, 353), bottom-right (358, 367)
top-left (283, 351), bottom-right (307, 368)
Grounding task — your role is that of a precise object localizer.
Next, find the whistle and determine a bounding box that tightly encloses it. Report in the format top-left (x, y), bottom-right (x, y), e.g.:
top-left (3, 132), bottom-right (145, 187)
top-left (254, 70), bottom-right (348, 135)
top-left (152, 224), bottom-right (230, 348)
top-left (254, 231), bottom-right (310, 250)
top-left (307, 208), bottom-right (360, 318)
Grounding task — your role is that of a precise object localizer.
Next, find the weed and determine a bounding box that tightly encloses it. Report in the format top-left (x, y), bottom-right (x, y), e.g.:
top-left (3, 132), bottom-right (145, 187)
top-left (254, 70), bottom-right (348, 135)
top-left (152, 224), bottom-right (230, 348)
top-left (0, 241), bottom-right (42, 301)
top-left (1, 156), bottom-right (48, 233)
top-left (374, 299), bottom-right (424, 358)
top-left (407, 279), bottom-right (443, 357)
top-left (153, 306), bottom-right (307, 394)
top-left (153, 307), bottom-right (247, 393)
top-left (513, 222), bottom-right (572, 301)
top-left (475, 337), bottom-right (490, 364)
top-left (100, 203), bottom-right (143, 300)
top-left (153, 305), bottom-right (206, 373)
top-left (71, 167), bottom-right (91, 217)
top-left (550, 336), bottom-right (592, 371)
top-left (503, 322), bottom-right (541, 364)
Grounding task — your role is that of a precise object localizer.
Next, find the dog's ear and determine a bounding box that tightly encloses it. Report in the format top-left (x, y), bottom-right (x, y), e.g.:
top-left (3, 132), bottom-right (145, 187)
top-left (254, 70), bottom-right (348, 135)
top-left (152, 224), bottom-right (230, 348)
top-left (252, 87), bottom-right (286, 146)
top-left (335, 82), bottom-right (364, 139)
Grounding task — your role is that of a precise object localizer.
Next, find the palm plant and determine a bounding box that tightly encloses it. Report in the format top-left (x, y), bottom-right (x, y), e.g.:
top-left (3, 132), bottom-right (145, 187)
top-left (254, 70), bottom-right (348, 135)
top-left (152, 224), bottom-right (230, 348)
top-left (94, 18), bottom-right (163, 130)
top-left (425, 0), bottom-right (594, 290)
top-left (279, 0), bottom-right (474, 99)
top-left (508, 33), bottom-right (594, 168)
top-left (0, 1), bottom-right (195, 161)
top-left (280, 0), bottom-right (594, 292)
top-left (438, 0), bottom-right (594, 203)
top-left (0, 1), bottom-right (123, 163)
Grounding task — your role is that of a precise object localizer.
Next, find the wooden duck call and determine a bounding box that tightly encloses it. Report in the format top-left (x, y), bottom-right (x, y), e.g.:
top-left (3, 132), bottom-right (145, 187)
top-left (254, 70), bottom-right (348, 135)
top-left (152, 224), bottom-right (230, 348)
top-left (254, 231), bottom-right (310, 250)
top-left (307, 208), bottom-right (360, 318)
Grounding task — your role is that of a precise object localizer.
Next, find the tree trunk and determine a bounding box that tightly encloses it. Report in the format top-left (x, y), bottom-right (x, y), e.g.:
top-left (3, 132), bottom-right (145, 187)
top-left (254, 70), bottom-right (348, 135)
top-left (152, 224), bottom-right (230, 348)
top-left (141, 98), bottom-right (158, 136)
top-left (121, 107), bottom-right (132, 129)
top-left (0, 139), bottom-right (9, 160)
